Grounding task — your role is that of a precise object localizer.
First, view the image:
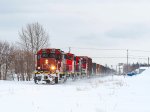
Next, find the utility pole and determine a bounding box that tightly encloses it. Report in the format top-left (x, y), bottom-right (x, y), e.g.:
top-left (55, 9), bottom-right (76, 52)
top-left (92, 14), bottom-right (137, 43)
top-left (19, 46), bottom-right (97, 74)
top-left (116, 65), bottom-right (118, 75)
top-left (148, 57), bottom-right (149, 67)
top-left (69, 47), bottom-right (71, 53)
top-left (119, 65), bottom-right (121, 75)
top-left (127, 49), bottom-right (129, 73)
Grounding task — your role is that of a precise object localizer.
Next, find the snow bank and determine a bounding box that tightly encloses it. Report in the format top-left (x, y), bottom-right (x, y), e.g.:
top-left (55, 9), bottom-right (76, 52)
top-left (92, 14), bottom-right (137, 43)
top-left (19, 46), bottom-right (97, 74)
top-left (0, 69), bottom-right (150, 112)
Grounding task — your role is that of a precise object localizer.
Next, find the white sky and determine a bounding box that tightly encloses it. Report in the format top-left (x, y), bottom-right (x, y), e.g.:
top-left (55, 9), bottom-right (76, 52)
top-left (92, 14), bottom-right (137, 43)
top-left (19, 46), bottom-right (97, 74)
top-left (1, 0), bottom-right (150, 67)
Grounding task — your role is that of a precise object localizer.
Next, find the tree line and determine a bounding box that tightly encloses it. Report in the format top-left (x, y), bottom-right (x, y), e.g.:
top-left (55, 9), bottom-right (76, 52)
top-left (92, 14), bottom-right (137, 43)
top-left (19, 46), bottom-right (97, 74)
top-left (0, 22), bottom-right (50, 81)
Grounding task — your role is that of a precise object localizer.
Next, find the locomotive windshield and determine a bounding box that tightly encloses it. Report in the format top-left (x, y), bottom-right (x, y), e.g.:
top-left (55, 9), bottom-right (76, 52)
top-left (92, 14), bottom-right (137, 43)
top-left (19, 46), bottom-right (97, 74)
top-left (49, 53), bottom-right (55, 58)
top-left (65, 55), bottom-right (72, 60)
top-left (41, 53), bottom-right (55, 58)
top-left (42, 53), bottom-right (49, 58)
top-left (42, 53), bottom-right (61, 59)
top-left (37, 54), bottom-right (41, 60)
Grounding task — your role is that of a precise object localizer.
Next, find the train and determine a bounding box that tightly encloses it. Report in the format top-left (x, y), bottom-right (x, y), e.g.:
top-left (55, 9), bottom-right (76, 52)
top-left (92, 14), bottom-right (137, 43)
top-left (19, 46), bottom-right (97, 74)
top-left (34, 48), bottom-right (113, 84)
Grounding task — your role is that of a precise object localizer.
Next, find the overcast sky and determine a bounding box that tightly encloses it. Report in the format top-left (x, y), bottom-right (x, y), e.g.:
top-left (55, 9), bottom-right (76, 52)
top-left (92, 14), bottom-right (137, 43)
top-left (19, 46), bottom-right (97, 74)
top-left (1, 0), bottom-right (150, 66)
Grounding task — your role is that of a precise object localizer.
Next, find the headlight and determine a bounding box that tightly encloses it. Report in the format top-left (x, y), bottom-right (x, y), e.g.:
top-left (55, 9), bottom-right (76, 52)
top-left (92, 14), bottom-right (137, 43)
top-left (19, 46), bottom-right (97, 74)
top-left (37, 67), bottom-right (40, 69)
top-left (51, 66), bottom-right (56, 70)
top-left (45, 59), bottom-right (48, 64)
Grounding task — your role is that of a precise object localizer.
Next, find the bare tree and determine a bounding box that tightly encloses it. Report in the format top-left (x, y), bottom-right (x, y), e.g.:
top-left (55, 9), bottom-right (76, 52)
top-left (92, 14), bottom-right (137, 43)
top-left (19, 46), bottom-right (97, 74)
top-left (24, 51), bottom-right (34, 81)
top-left (19, 22), bottom-right (50, 54)
top-left (0, 41), bottom-right (15, 80)
top-left (0, 41), bottom-right (4, 80)
top-left (13, 49), bottom-right (26, 81)
top-left (3, 44), bottom-right (15, 80)
top-left (18, 22), bottom-right (50, 80)
top-left (0, 41), bottom-right (9, 80)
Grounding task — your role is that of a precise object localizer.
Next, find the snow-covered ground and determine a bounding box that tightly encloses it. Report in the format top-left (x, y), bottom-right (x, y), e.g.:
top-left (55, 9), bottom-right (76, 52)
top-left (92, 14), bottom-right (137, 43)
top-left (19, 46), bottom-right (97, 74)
top-left (0, 69), bottom-right (150, 112)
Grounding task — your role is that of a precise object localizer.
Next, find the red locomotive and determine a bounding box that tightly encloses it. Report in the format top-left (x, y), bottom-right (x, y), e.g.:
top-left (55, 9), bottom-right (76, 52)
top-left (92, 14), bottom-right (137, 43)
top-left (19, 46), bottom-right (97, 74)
top-left (34, 48), bottom-right (65, 84)
top-left (34, 48), bottom-right (113, 84)
top-left (77, 56), bottom-right (92, 77)
top-left (75, 56), bottom-right (82, 76)
top-left (64, 53), bottom-right (75, 76)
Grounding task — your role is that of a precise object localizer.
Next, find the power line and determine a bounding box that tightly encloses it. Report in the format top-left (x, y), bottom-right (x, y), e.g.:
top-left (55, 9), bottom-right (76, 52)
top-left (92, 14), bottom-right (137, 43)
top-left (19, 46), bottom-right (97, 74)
top-left (71, 47), bottom-right (126, 51)
top-left (62, 47), bottom-right (150, 66)
top-left (91, 57), bottom-right (127, 59)
top-left (70, 47), bottom-right (150, 53)
top-left (92, 56), bottom-right (148, 60)
top-left (129, 49), bottom-right (150, 52)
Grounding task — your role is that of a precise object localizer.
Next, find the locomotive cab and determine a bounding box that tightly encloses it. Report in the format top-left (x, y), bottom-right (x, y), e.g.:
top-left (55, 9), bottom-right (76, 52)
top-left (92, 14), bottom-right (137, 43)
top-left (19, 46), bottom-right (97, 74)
top-left (78, 56), bottom-right (92, 77)
top-left (64, 53), bottom-right (75, 77)
top-left (34, 48), bottom-right (65, 84)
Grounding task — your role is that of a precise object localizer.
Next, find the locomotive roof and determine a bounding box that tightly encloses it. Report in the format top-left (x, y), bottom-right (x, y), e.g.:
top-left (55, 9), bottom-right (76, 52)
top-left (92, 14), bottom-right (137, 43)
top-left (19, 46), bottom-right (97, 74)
top-left (77, 56), bottom-right (92, 59)
top-left (37, 48), bottom-right (63, 54)
top-left (65, 52), bottom-right (74, 56)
